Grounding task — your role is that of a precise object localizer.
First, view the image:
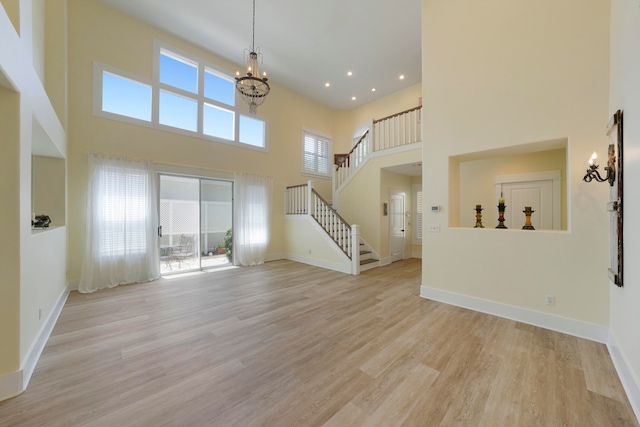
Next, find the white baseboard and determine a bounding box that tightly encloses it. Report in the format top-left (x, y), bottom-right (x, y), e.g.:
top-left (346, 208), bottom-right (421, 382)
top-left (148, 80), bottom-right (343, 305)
top-left (420, 285), bottom-right (609, 343)
top-left (379, 257), bottom-right (392, 267)
top-left (0, 370), bottom-right (22, 402)
top-left (608, 332), bottom-right (640, 424)
top-left (265, 253), bottom-right (286, 262)
top-left (285, 254), bottom-right (351, 274)
top-left (0, 285), bottom-right (70, 402)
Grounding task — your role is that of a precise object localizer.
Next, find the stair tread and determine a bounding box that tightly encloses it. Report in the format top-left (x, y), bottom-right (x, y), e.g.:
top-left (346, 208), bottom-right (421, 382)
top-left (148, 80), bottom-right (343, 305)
top-left (360, 258), bottom-right (378, 265)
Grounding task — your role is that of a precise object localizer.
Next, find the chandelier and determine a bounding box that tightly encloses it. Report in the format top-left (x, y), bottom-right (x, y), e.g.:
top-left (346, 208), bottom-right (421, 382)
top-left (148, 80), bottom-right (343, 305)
top-left (235, 0), bottom-right (270, 114)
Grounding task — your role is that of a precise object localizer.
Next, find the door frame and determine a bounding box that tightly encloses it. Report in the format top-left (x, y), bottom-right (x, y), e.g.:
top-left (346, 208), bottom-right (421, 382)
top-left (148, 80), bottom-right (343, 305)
top-left (157, 172), bottom-right (234, 275)
top-left (389, 189), bottom-right (406, 262)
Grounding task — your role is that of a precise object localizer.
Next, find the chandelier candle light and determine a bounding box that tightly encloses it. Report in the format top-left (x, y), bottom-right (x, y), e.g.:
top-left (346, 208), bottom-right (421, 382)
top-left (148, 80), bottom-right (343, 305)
top-left (235, 0), bottom-right (270, 114)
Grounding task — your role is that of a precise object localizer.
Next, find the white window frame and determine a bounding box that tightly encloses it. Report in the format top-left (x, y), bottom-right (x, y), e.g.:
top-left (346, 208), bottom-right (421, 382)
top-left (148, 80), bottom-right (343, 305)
top-left (92, 40), bottom-right (268, 152)
top-left (301, 128), bottom-right (332, 179)
top-left (412, 183), bottom-right (423, 245)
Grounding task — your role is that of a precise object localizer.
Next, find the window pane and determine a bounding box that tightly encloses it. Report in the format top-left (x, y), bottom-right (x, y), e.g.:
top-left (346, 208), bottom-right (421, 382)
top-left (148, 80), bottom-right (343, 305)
top-left (159, 90), bottom-right (197, 132)
top-left (205, 69), bottom-right (235, 106)
top-left (303, 132), bottom-right (330, 174)
top-left (160, 51), bottom-right (198, 93)
top-left (102, 72), bottom-right (152, 121)
top-left (203, 104), bottom-right (234, 140)
top-left (239, 115), bottom-right (265, 147)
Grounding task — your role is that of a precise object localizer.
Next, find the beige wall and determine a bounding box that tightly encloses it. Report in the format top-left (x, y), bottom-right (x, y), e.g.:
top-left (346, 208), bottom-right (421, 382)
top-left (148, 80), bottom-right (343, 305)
top-left (333, 83), bottom-right (422, 154)
top-left (66, 0), bottom-right (337, 281)
top-left (0, 0), bottom-right (20, 34)
top-left (0, 84), bottom-right (21, 376)
top-left (609, 0), bottom-right (640, 414)
top-left (337, 148), bottom-right (421, 258)
top-left (44, 0), bottom-right (68, 129)
top-left (32, 155), bottom-right (65, 226)
top-left (0, 0), bottom-right (68, 397)
top-left (284, 217), bottom-right (350, 273)
top-left (422, 0), bottom-right (610, 326)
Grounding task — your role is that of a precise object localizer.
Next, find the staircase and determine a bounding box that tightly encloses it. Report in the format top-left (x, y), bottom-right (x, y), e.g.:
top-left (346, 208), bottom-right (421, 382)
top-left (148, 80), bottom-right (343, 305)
top-left (284, 105), bottom-right (422, 275)
top-left (358, 240), bottom-right (378, 271)
top-left (285, 181), bottom-right (379, 275)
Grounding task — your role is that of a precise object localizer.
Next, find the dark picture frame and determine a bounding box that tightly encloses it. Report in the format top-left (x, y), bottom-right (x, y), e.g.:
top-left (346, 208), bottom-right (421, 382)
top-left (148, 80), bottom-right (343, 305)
top-left (607, 110), bottom-right (623, 287)
top-left (334, 154), bottom-right (348, 167)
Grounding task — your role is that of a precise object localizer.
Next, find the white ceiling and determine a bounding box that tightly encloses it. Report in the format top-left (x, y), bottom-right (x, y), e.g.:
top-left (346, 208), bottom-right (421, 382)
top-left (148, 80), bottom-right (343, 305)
top-left (384, 162), bottom-right (422, 177)
top-left (97, 0), bottom-right (422, 110)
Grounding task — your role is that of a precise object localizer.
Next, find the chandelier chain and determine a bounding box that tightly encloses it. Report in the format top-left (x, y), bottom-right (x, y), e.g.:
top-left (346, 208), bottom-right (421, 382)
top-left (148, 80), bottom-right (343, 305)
top-left (252, 0), bottom-right (256, 50)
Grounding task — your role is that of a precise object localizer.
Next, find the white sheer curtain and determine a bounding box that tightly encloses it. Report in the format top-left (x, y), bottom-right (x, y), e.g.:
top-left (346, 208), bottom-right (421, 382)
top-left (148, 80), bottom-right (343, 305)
top-left (79, 154), bottom-right (159, 293)
top-left (234, 172), bottom-right (273, 266)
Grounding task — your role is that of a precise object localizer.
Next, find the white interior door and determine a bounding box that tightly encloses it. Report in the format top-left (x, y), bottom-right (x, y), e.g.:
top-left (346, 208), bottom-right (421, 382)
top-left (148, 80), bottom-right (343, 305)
top-left (390, 190), bottom-right (405, 262)
top-left (495, 170), bottom-right (561, 230)
top-left (501, 181), bottom-right (552, 229)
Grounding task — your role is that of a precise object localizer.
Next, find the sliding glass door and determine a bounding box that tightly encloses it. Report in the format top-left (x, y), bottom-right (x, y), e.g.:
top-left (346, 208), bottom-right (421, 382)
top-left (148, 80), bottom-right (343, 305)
top-left (159, 175), bottom-right (232, 274)
top-left (200, 179), bottom-right (233, 269)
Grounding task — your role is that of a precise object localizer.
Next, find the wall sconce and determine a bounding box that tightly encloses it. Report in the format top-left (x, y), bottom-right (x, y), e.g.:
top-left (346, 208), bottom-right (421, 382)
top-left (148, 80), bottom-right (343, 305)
top-left (586, 110), bottom-right (623, 287)
top-left (583, 146), bottom-right (616, 186)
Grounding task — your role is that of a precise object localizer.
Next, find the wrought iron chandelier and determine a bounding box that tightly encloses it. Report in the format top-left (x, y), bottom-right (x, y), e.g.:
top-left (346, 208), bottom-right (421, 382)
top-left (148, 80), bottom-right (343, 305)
top-left (235, 0), bottom-right (270, 114)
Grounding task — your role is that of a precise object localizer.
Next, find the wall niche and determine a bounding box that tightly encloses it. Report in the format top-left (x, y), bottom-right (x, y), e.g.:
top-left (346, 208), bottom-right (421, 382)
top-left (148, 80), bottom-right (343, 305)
top-left (449, 138), bottom-right (567, 230)
top-left (31, 117), bottom-right (66, 230)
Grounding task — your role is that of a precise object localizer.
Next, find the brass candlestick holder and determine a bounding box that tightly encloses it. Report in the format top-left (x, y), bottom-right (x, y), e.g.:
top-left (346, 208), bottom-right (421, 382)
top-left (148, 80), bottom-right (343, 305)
top-left (474, 204), bottom-right (484, 228)
top-left (496, 202), bottom-right (507, 229)
top-left (522, 206), bottom-right (535, 230)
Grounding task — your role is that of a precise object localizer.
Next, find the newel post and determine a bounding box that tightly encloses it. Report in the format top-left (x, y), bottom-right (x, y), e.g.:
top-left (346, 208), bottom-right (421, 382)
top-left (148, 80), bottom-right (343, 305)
top-left (351, 224), bottom-right (360, 275)
top-left (307, 180), bottom-right (314, 217)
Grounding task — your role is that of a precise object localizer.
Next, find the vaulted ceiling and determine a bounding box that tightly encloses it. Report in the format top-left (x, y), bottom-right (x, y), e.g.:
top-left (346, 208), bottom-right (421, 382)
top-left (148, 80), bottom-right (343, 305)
top-left (97, 0), bottom-right (422, 110)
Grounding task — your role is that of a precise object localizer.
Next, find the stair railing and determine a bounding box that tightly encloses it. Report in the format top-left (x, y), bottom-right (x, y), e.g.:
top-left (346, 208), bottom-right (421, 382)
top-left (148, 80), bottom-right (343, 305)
top-left (311, 188), bottom-right (352, 258)
top-left (285, 183), bottom-right (308, 214)
top-left (285, 181), bottom-right (361, 274)
top-left (334, 105), bottom-right (422, 191)
top-left (373, 105), bottom-right (422, 151)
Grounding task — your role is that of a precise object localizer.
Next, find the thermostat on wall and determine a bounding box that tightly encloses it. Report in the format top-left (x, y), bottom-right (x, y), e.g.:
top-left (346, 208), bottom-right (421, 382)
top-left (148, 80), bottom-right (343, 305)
top-left (431, 205), bottom-right (440, 212)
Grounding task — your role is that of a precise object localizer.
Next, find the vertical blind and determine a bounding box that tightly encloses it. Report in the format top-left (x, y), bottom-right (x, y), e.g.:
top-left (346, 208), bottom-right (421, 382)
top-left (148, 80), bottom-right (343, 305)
top-left (79, 154), bottom-right (159, 293)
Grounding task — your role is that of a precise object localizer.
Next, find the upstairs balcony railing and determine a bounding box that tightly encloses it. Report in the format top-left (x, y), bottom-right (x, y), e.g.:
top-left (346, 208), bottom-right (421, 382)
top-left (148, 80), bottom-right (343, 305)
top-left (334, 105), bottom-right (422, 190)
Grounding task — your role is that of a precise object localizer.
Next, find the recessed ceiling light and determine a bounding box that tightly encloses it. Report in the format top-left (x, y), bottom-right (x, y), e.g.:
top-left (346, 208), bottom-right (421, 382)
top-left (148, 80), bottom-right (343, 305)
top-left (399, 74), bottom-right (405, 80)
top-left (371, 88), bottom-right (376, 92)
top-left (347, 71), bottom-right (353, 76)
top-left (325, 82), bottom-right (330, 87)
top-left (351, 96), bottom-right (356, 101)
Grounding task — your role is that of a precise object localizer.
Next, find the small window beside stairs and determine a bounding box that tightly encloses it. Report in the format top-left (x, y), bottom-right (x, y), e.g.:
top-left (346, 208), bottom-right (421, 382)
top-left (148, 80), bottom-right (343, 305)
top-left (302, 129), bottom-right (331, 178)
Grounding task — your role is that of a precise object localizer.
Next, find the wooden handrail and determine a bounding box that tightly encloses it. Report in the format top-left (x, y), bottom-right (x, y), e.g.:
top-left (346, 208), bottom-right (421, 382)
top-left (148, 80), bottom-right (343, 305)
top-left (311, 189), bottom-right (351, 227)
top-left (346, 129), bottom-right (369, 157)
top-left (337, 129), bottom-right (370, 168)
top-left (286, 184), bottom-right (308, 189)
top-left (373, 105), bottom-right (422, 124)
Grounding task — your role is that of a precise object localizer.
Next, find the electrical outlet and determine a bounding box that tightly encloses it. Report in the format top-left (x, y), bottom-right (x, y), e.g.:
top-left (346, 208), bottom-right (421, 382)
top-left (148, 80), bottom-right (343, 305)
top-left (428, 224), bottom-right (440, 233)
top-left (545, 295), bottom-right (555, 306)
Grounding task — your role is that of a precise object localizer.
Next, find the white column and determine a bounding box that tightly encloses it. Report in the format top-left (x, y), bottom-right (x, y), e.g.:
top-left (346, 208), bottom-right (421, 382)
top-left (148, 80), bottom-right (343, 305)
top-left (351, 224), bottom-right (360, 275)
top-left (307, 180), bottom-right (314, 217)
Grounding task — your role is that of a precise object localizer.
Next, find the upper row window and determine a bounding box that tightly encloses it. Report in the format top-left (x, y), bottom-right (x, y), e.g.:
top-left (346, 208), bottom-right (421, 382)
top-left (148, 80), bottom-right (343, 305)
top-left (95, 43), bottom-right (266, 150)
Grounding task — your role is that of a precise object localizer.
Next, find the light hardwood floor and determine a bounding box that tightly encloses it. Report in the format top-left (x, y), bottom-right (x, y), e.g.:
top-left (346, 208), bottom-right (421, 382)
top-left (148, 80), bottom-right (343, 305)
top-left (0, 259), bottom-right (637, 426)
